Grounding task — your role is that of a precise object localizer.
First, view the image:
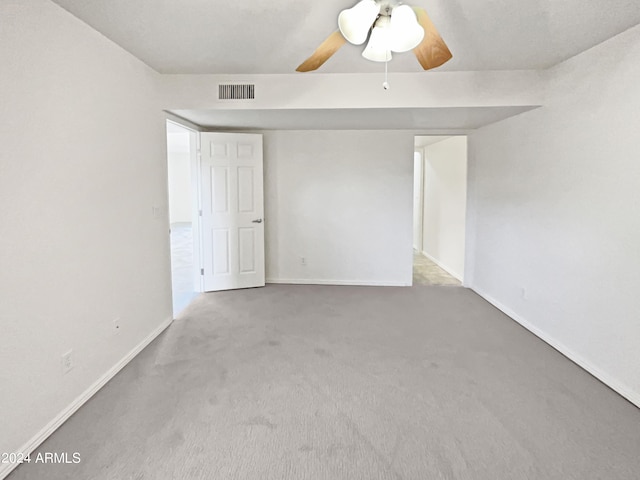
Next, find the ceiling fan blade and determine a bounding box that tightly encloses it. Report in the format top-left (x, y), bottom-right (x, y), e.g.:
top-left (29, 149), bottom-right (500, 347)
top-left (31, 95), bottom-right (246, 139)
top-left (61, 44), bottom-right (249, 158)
top-left (296, 30), bottom-right (347, 72)
top-left (412, 7), bottom-right (453, 70)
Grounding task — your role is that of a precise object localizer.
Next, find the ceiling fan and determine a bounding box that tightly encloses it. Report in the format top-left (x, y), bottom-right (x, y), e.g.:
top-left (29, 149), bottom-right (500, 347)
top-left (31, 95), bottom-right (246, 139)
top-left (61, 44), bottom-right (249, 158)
top-left (296, 0), bottom-right (452, 72)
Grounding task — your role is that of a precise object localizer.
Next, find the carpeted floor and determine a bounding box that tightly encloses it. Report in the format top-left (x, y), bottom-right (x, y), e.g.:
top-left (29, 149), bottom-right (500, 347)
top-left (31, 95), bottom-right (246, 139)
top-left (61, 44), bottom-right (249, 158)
top-left (9, 285), bottom-right (640, 480)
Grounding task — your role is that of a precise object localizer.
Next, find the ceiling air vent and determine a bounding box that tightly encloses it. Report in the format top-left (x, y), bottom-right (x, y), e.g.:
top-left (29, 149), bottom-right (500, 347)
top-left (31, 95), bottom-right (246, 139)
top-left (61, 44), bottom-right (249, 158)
top-left (218, 84), bottom-right (255, 100)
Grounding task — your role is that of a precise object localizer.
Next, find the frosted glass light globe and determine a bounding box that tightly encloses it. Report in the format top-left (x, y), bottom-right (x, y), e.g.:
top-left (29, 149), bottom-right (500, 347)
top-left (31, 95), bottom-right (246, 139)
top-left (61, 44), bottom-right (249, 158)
top-left (362, 16), bottom-right (393, 62)
top-left (389, 5), bottom-right (424, 52)
top-left (338, 0), bottom-right (380, 45)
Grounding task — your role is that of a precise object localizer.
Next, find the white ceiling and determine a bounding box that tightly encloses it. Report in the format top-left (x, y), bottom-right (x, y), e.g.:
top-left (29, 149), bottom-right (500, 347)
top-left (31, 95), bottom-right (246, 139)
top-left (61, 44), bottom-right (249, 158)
top-left (415, 135), bottom-right (451, 147)
top-left (169, 106), bottom-right (536, 131)
top-left (51, 0), bottom-right (640, 74)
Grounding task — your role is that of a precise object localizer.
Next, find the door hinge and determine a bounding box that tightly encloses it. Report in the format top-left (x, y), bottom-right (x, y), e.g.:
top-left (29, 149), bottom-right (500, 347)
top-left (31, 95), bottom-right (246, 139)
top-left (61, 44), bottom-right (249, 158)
top-left (199, 209), bottom-right (202, 216)
top-left (200, 268), bottom-right (204, 276)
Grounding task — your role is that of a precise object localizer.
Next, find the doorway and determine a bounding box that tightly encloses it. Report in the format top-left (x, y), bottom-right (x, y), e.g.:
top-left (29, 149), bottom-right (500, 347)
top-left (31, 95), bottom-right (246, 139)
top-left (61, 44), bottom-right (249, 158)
top-left (412, 135), bottom-right (467, 286)
top-left (166, 121), bottom-right (200, 316)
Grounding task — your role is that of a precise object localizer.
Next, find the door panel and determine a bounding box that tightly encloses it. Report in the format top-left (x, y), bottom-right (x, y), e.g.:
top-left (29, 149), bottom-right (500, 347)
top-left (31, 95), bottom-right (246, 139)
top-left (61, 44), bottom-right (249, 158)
top-left (212, 167), bottom-right (229, 213)
top-left (238, 167), bottom-right (255, 213)
top-left (239, 228), bottom-right (256, 273)
top-left (212, 229), bottom-right (230, 275)
top-left (200, 133), bottom-right (264, 291)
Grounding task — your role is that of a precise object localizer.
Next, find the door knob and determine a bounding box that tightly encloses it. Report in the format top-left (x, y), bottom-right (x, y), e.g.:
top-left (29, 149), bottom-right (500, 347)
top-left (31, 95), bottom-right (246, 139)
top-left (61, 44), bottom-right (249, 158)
top-left (252, 219), bottom-right (263, 224)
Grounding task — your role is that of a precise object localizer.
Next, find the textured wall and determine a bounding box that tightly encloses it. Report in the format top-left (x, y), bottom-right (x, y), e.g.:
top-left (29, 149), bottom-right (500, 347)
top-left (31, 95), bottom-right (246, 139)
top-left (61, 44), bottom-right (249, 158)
top-left (466, 24), bottom-right (640, 406)
top-left (0, 0), bottom-right (173, 469)
top-left (263, 130), bottom-right (414, 286)
top-left (422, 137), bottom-right (468, 280)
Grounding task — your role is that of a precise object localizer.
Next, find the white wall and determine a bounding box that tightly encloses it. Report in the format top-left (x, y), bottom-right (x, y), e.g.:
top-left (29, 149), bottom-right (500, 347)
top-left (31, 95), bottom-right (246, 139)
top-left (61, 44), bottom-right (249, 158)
top-left (422, 137), bottom-right (468, 280)
top-left (413, 151), bottom-right (424, 250)
top-left (162, 71), bottom-right (545, 111)
top-left (0, 1), bottom-right (172, 474)
top-left (263, 130), bottom-right (414, 286)
top-left (466, 24), bottom-right (640, 406)
top-left (167, 130), bottom-right (192, 224)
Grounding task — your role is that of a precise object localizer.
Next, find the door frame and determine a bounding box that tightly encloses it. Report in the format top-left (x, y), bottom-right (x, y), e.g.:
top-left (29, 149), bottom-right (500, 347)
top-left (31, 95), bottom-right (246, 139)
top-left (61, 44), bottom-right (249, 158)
top-left (190, 127), bottom-right (203, 293)
top-left (413, 135), bottom-right (468, 285)
top-left (413, 149), bottom-right (425, 252)
top-left (166, 119), bottom-right (204, 294)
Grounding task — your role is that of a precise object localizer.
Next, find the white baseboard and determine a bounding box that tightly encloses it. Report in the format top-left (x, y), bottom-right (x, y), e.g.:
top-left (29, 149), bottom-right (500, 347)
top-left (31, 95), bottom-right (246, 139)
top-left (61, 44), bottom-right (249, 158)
top-left (0, 317), bottom-right (174, 480)
top-left (420, 251), bottom-right (463, 282)
top-left (472, 287), bottom-right (640, 409)
top-left (266, 278), bottom-right (410, 287)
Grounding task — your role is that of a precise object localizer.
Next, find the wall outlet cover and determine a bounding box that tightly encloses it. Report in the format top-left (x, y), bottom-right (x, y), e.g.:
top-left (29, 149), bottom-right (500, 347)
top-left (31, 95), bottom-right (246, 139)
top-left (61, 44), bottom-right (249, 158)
top-left (61, 350), bottom-right (74, 375)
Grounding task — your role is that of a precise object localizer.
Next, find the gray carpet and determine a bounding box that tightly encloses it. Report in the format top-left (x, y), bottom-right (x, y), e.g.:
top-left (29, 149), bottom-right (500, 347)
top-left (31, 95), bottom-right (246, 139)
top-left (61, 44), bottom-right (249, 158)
top-left (9, 285), bottom-right (640, 480)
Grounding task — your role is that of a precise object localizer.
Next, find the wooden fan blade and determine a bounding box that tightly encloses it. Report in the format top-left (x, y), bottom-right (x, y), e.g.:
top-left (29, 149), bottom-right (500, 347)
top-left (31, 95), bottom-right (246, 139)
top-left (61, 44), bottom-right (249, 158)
top-left (412, 7), bottom-right (453, 71)
top-left (296, 30), bottom-right (347, 72)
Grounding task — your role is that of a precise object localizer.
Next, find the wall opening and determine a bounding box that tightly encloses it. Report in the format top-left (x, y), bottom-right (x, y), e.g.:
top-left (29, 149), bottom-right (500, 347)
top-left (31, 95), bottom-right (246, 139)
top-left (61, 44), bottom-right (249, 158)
top-left (412, 135), bottom-right (467, 286)
top-left (167, 121), bottom-right (200, 316)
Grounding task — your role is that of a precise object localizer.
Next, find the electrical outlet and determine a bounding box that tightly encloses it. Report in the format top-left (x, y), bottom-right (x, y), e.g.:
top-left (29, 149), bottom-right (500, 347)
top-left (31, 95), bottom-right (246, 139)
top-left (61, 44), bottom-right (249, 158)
top-left (521, 287), bottom-right (528, 300)
top-left (61, 350), bottom-right (74, 375)
top-left (113, 317), bottom-right (121, 335)
top-left (300, 256), bottom-right (307, 266)
top-left (151, 205), bottom-right (163, 220)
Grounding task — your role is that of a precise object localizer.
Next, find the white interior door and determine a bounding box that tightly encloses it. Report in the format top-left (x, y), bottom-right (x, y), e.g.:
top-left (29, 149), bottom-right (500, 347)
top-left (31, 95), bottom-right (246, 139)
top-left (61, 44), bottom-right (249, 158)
top-left (200, 133), bottom-right (264, 292)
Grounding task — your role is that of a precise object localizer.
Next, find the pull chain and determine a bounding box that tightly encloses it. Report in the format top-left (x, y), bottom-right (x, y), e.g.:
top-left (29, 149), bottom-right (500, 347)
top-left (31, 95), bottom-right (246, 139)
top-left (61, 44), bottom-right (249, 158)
top-left (383, 57), bottom-right (390, 90)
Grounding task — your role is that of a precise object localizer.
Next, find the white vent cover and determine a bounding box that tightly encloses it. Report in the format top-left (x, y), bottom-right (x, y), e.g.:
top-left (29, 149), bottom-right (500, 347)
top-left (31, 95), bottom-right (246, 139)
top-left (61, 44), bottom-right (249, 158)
top-left (218, 84), bottom-right (255, 100)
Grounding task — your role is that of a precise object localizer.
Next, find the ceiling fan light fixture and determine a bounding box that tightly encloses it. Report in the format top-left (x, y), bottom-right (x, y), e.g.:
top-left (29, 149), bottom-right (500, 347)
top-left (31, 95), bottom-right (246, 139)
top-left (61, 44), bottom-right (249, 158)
top-left (362, 16), bottom-right (392, 63)
top-left (296, 1), bottom-right (451, 73)
top-left (389, 5), bottom-right (425, 52)
top-left (338, 0), bottom-right (380, 45)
